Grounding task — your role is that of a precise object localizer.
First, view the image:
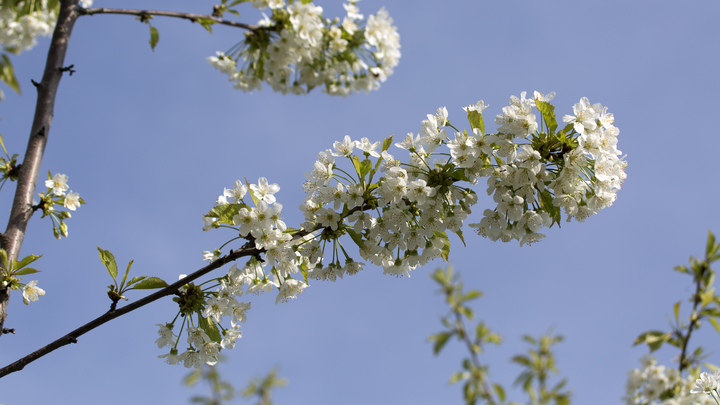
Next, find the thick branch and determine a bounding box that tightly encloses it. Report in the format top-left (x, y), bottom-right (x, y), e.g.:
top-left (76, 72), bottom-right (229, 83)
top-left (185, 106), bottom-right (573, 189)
top-left (0, 242), bottom-right (261, 378)
top-left (78, 7), bottom-right (260, 31)
top-left (0, 0), bottom-right (81, 334)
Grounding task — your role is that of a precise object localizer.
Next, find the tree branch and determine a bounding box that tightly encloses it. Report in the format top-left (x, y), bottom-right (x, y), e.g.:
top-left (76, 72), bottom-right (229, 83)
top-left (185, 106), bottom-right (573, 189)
top-left (0, 241), bottom-right (261, 378)
top-left (0, 0), bottom-right (81, 335)
top-left (77, 6), bottom-right (261, 31)
top-left (0, 0), bottom-right (268, 336)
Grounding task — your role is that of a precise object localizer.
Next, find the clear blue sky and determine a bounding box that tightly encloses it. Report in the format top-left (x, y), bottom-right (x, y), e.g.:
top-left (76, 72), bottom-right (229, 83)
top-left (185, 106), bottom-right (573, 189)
top-left (1, 1), bottom-right (720, 404)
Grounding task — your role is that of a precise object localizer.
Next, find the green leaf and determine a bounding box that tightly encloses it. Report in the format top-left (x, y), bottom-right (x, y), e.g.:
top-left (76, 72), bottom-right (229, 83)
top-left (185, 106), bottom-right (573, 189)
top-left (0, 248), bottom-right (8, 272)
top-left (674, 301), bottom-right (680, 323)
top-left (245, 177), bottom-right (260, 207)
top-left (119, 259), bottom-right (134, 290)
top-left (538, 189), bottom-right (560, 226)
top-left (381, 135), bottom-right (394, 152)
top-left (461, 290), bottom-right (482, 303)
top-left (14, 267), bottom-right (40, 275)
top-left (0, 54), bottom-right (21, 94)
top-left (132, 277), bottom-right (169, 289)
top-left (300, 260), bottom-right (309, 285)
top-left (633, 330), bottom-right (671, 352)
top-left (351, 156), bottom-right (367, 178)
top-left (434, 231), bottom-right (451, 262)
top-left (359, 159), bottom-right (372, 178)
top-left (710, 318), bottom-right (720, 338)
top-left (429, 331), bottom-right (453, 355)
top-left (493, 383), bottom-right (506, 403)
top-left (97, 247), bottom-right (118, 280)
top-left (466, 109), bottom-right (485, 135)
top-left (707, 231), bottom-right (719, 260)
top-left (15, 253), bottom-right (42, 269)
top-left (0, 132), bottom-right (8, 156)
top-left (535, 100), bottom-right (558, 134)
top-left (149, 25), bottom-right (159, 51)
top-left (205, 203), bottom-right (246, 225)
top-left (448, 371), bottom-right (468, 385)
top-left (126, 276), bottom-right (147, 287)
top-left (452, 228), bottom-right (466, 248)
top-left (198, 315), bottom-right (222, 343)
top-left (196, 18), bottom-right (215, 33)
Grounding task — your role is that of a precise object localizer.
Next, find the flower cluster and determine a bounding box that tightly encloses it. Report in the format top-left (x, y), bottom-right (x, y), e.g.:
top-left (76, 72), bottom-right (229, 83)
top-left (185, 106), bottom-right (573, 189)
top-left (156, 270), bottom-right (252, 368)
top-left (37, 172), bottom-right (84, 239)
top-left (0, 0), bottom-right (93, 55)
top-left (466, 91), bottom-right (626, 245)
top-left (623, 355), bottom-right (717, 405)
top-left (159, 92), bottom-right (625, 367)
top-left (207, 0), bottom-right (400, 96)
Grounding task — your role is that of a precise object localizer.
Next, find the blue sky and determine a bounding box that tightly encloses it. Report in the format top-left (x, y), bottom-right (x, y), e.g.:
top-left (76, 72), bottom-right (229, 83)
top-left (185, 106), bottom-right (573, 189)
top-left (1, 0), bottom-right (720, 404)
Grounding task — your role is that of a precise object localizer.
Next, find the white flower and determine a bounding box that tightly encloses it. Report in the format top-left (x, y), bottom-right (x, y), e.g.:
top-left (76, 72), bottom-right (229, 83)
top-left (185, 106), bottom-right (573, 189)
top-left (332, 135), bottom-right (357, 157)
top-left (691, 371), bottom-right (720, 394)
top-left (463, 100), bottom-right (488, 113)
top-left (250, 177), bottom-right (280, 204)
top-left (202, 250), bottom-right (220, 262)
top-left (221, 326), bottom-right (243, 350)
top-left (45, 173), bottom-right (69, 196)
top-left (202, 216), bottom-right (216, 232)
top-left (22, 280), bottom-right (45, 305)
top-left (63, 191), bottom-right (81, 211)
top-left (155, 324), bottom-right (176, 348)
top-left (275, 278), bottom-right (307, 304)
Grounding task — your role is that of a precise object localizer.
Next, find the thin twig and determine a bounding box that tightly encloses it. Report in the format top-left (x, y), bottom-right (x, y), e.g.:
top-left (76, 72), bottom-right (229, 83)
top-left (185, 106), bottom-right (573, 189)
top-left (678, 266), bottom-right (705, 372)
top-left (447, 293), bottom-right (496, 405)
top-left (78, 7), bottom-right (261, 31)
top-left (0, 242), bottom-right (260, 378)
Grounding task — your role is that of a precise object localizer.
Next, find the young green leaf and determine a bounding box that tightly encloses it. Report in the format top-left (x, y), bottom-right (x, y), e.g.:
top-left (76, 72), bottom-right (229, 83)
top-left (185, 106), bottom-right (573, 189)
top-left (466, 109), bottom-right (484, 135)
top-left (149, 26), bottom-right (159, 51)
top-left (493, 383), bottom-right (506, 403)
top-left (707, 231), bottom-right (719, 260)
top-left (429, 331), bottom-right (453, 355)
top-left (633, 330), bottom-right (671, 352)
top-left (535, 100), bottom-right (558, 134)
top-left (381, 135), bottom-right (394, 152)
top-left (126, 276), bottom-right (147, 287)
top-left (119, 259), bottom-right (134, 290)
top-left (132, 277), bottom-right (169, 289)
top-left (0, 248), bottom-right (8, 272)
top-left (245, 177), bottom-right (260, 207)
top-left (97, 247), bottom-right (118, 280)
top-left (199, 315), bottom-right (222, 343)
top-left (709, 318), bottom-right (720, 338)
top-left (15, 253), bottom-right (41, 269)
top-left (205, 203), bottom-right (245, 225)
top-left (14, 268), bottom-right (40, 275)
top-left (0, 54), bottom-right (20, 94)
top-left (0, 132), bottom-right (8, 156)
top-left (196, 18), bottom-right (215, 33)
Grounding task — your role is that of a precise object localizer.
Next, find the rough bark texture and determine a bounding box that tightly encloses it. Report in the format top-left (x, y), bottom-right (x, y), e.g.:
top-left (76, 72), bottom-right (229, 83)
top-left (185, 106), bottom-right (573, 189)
top-left (0, 0), bottom-right (81, 335)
